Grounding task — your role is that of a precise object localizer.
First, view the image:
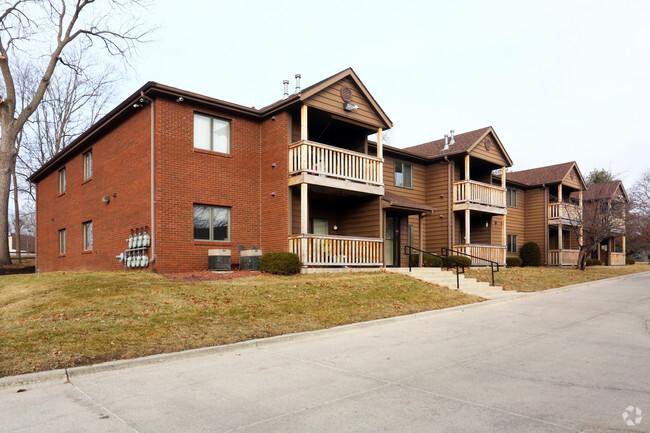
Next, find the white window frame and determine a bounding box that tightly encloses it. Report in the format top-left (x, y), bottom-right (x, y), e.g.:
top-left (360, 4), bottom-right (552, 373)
top-left (394, 161), bottom-right (413, 189)
top-left (193, 204), bottom-right (231, 242)
top-left (83, 221), bottom-right (93, 251)
top-left (193, 113), bottom-right (231, 154)
top-left (507, 234), bottom-right (517, 254)
top-left (59, 229), bottom-right (66, 255)
top-left (83, 150), bottom-right (93, 181)
top-left (58, 167), bottom-right (66, 194)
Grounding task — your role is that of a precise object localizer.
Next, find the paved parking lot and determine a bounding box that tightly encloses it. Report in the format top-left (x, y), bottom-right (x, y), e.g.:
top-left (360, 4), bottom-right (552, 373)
top-left (2, 272), bottom-right (649, 432)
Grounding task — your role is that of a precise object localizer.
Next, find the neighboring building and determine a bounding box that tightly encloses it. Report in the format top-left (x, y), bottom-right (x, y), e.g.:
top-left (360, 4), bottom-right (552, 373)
top-left (579, 180), bottom-right (628, 266)
top-left (379, 126), bottom-right (513, 266)
top-left (9, 233), bottom-right (36, 254)
top-left (500, 162), bottom-right (587, 266)
top-left (29, 68), bottom-right (395, 273)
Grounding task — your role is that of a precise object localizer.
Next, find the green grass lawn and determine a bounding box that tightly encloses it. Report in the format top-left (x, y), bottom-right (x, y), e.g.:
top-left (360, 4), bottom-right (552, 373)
top-left (465, 263), bottom-right (650, 292)
top-left (0, 271), bottom-right (482, 377)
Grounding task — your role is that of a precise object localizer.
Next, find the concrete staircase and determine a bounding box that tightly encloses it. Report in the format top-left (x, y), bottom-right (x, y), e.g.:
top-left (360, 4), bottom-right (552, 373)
top-left (389, 267), bottom-right (519, 300)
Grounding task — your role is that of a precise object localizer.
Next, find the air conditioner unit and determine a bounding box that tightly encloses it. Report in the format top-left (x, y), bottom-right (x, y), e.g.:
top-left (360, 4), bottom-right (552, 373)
top-left (208, 249), bottom-right (231, 271)
top-left (240, 249), bottom-right (262, 271)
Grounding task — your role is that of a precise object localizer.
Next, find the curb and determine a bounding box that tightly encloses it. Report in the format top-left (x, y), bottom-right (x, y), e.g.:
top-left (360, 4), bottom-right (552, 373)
top-left (2, 270), bottom-right (649, 389)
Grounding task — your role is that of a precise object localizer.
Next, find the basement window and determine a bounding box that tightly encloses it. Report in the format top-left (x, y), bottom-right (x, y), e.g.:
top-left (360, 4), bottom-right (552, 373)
top-left (194, 204), bottom-right (231, 242)
top-left (394, 161), bottom-right (412, 189)
top-left (193, 113), bottom-right (230, 154)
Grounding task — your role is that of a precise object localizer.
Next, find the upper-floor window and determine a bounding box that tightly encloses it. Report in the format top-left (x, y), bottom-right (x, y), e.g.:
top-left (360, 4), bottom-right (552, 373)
top-left (59, 229), bottom-right (66, 255)
top-left (506, 188), bottom-right (518, 208)
top-left (394, 161), bottom-right (412, 189)
top-left (58, 167), bottom-right (66, 194)
top-left (194, 204), bottom-right (231, 242)
top-left (83, 150), bottom-right (93, 181)
top-left (194, 113), bottom-right (230, 154)
top-left (83, 221), bottom-right (93, 251)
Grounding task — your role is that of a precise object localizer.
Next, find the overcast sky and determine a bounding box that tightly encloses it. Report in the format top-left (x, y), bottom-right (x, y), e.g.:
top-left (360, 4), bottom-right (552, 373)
top-left (119, 0), bottom-right (649, 186)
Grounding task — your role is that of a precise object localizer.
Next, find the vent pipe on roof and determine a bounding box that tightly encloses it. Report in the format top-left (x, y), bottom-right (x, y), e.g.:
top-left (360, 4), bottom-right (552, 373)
top-left (449, 129), bottom-right (455, 145)
top-left (294, 74), bottom-right (301, 93)
top-left (442, 134), bottom-right (450, 151)
top-left (282, 80), bottom-right (289, 99)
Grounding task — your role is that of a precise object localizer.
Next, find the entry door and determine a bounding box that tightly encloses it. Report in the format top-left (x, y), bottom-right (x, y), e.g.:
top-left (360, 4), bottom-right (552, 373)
top-left (385, 215), bottom-right (400, 267)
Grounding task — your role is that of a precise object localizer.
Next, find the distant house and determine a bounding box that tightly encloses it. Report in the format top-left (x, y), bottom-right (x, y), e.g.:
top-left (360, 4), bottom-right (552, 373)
top-left (9, 233), bottom-right (36, 254)
top-left (580, 180), bottom-right (628, 266)
top-left (499, 162), bottom-right (587, 266)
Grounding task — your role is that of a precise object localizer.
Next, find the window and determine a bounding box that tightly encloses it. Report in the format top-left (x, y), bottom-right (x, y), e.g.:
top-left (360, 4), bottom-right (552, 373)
top-left (408, 224), bottom-right (414, 247)
top-left (58, 167), bottom-right (66, 194)
top-left (507, 234), bottom-right (517, 254)
top-left (394, 161), bottom-right (412, 188)
top-left (83, 150), bottom-right (92, 181)
top-left (58, 229), bottom-right (66, 255)
top-left (506, 188), bottom-right (518, 208)
top-left (194, 113), bottom-right (230, 154)
top-left (311, 218), bottom-right (329, 235)
top-left (83, 221), bottom-right (93, 251)
top-left (194, 204), bottom-right (231, 241)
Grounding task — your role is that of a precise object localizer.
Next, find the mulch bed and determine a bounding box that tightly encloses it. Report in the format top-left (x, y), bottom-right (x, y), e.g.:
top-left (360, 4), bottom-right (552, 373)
top-left (162, 270), bottom-right (267, 282)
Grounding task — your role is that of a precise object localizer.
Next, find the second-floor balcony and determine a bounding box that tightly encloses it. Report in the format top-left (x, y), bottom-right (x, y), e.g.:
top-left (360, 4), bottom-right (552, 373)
top-left (548, 202), bottom-right (582, 226)
top-left (288, 140), bottom-right (383, 195)
top-left (453, 180), bottom-right (506, 214)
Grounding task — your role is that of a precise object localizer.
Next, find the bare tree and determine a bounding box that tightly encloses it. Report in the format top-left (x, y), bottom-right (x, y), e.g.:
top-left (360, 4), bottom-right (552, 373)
top-left (628, 170), bottom-right (650, 247)
top-left (0, 0), bottom-right (152, 265)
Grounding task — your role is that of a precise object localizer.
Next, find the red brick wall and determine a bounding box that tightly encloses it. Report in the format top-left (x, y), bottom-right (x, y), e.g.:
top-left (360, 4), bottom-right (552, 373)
top-left (36, 108), bottom-right (152, 272)
top-left (260, 113), bottom-right (290, 253)
top-left (152, 98), bottom-right (263, 272)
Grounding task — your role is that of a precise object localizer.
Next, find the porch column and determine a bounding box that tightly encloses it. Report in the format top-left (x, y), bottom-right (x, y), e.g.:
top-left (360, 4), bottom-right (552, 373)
top-left (465, 209), bottom-right (470, 245)
top-left (578, 190), bottom-right (583, 246)
top-left (418, 214), bottom-right (424, 267)
top-left (465, 155), bottom-right (470, 180)
top-left (502, 167), bottom-right (507, 252)
top-left (301, 183), bottom-right (309, 261)
top-left (557, 185), bottom-right (563, 257)
top-left (622, 235), bottom-right (626, 253)
top-left (377, 127), bottom-right (383, 185)
top-left (300, 104), bottom-right (308, 141)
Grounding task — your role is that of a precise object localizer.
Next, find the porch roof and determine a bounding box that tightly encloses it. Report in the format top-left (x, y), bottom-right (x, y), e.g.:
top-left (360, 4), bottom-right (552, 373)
top-left (382, 191), bottom-right (433, 214)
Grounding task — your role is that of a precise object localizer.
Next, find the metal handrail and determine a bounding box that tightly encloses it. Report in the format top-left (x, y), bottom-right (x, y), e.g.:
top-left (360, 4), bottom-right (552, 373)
top-left (441, 247), bottom-right (500, 287)
top-left (404, 245), bottom-right (465, 289)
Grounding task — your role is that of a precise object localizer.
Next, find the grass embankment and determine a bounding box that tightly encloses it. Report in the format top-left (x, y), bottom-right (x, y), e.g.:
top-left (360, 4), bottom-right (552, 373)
top-left (465, 263), bottom-right (650, 292)
top-left (0, 271), bottom-right (482, 377)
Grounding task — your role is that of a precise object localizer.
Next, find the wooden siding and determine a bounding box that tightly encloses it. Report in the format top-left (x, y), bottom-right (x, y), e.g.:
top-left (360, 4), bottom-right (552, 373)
top-left (425, 161), bottom-right (451, 253)
top-left (562, 165), bottom-right (583, 190)
top-left (524, 188), bottom-right (548, 264)
top-left (469, 133), bottom-right (510, 167)
top-left (503, 188), bottom-right (525, 256)
top-left (305, 76), bottom-right (384, 128)
top-left (383, 156), bottom-right (427, 203)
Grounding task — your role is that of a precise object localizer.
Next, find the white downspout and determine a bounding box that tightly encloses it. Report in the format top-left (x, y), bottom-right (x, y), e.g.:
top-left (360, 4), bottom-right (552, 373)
top-left (140, 91), bottom-right (156, 263)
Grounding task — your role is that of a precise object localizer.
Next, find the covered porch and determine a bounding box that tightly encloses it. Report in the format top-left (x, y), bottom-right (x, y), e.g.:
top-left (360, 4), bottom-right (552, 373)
top-left (453, 210), bottom-right (506, 266)
top-left (548, 226), bottom-right (580, 266)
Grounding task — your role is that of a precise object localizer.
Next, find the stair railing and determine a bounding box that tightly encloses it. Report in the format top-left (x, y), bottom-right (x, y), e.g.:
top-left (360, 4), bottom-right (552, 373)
top-left (440, 247), bottom-right (500, 287)
top-left (404, 245), bottom-right (465, 289)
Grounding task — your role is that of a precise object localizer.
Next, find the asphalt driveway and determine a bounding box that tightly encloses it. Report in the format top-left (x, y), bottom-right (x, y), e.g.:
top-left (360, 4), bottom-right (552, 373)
top-left (2, 272), bottom-right (649, 432)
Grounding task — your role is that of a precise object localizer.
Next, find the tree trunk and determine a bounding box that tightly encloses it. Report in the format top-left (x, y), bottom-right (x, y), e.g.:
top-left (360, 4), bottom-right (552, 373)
top-left (577, 248), bottom-right (587, 271)
top-left (0, 130), bottom-right (18, 266)
top-left (12, 163), bottom-right (21, 264)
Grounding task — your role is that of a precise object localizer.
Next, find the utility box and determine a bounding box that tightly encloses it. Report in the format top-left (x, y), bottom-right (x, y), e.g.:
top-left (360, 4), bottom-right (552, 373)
top-left (208, 249), bottom-right (231, 271)
top-left (240, 249), bottom-right (262, 271)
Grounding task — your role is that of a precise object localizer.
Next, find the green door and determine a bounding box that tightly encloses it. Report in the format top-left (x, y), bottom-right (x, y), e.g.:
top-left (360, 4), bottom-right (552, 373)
top-left (385, 216), bottom-right (400, 267)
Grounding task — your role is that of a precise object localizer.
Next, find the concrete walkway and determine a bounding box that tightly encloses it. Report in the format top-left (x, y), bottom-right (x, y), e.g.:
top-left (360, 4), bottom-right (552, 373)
top-left (1, 272), bottom-right (649, 432)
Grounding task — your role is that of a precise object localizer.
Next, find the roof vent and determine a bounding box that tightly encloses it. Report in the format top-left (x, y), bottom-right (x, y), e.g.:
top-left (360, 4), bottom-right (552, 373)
top-left (442, 134), bottom-right (450, 151)
top-left (294, 73), bottom-right (301, 93)
top-left (449, 129), bottom-right (455, 145)
top-left (282, 80), bottom-right (289, 99)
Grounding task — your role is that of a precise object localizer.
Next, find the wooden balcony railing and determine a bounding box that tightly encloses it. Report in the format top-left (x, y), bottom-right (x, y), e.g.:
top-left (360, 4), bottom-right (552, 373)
top-left (452, 244), bottom-right (506, 266)
top-left (610, 252), bottom-right (626, 266)
top-left (289, 234), bottom-right (383, 267)
top-left (453, 180), bottom-right (506, 209)
top-left (548, 249), bottom-right (580, 266)
top-left (288, 140), bottom-right (382, 186)
top-left (548, 202), bottom-right (582, 225)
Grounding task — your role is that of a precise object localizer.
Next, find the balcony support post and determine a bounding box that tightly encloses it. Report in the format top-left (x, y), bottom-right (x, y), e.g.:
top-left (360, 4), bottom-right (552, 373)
top-left (578, 190), bottom-right (583, 246)
top-left (465, 209), bottom-right (471, 245)
top-left (418, 213), bottom-right (424, 267)
top-left (501, 166), bottom-right (506, 247)
top-left (464, 155), bottom-right (470, 181)
top-left (300, 183), bottom-right (309, 261)
top-left (300, 104), bottom-right (308, 141)
top-left (377, 127), bottom-right (383, 185)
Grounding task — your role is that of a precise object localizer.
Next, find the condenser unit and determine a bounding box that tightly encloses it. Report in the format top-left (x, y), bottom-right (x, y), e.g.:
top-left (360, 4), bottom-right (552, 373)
top-left (208, 249), bottom-right (231, 271)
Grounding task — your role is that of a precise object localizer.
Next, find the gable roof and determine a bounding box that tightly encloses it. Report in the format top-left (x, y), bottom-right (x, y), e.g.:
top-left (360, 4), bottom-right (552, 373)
top-left (29, 68), bottom-right (391, 183)
top-left (582, 180), bottom-right (628, 201)
top-left (398, 126), bottom-right (513, 166)
top-left (506, 161), bottom-right (587, 189)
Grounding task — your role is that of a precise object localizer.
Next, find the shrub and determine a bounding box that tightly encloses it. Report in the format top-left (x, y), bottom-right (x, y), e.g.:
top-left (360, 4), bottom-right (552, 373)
top-left (506, 257), bottom-right (522, 267)
top-left (409, 254), bottom-right (443, 267)
top-left (586, 258), bottom-right (602, 266)
top-left (445, 255), bottom-right (472, 267)
top-left (520, 242), bottom-right (541, 267)
top-left (259, 251), bottom-right (301, 275)
top-left (625, 257), bottom-right (635, 265)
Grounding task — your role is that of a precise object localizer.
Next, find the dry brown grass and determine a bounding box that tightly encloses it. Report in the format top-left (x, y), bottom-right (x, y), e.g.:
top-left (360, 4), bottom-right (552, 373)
top-left (0, 271), bottom-right (482, 377)
top-left (465, 263), bottom-right (650, 292)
